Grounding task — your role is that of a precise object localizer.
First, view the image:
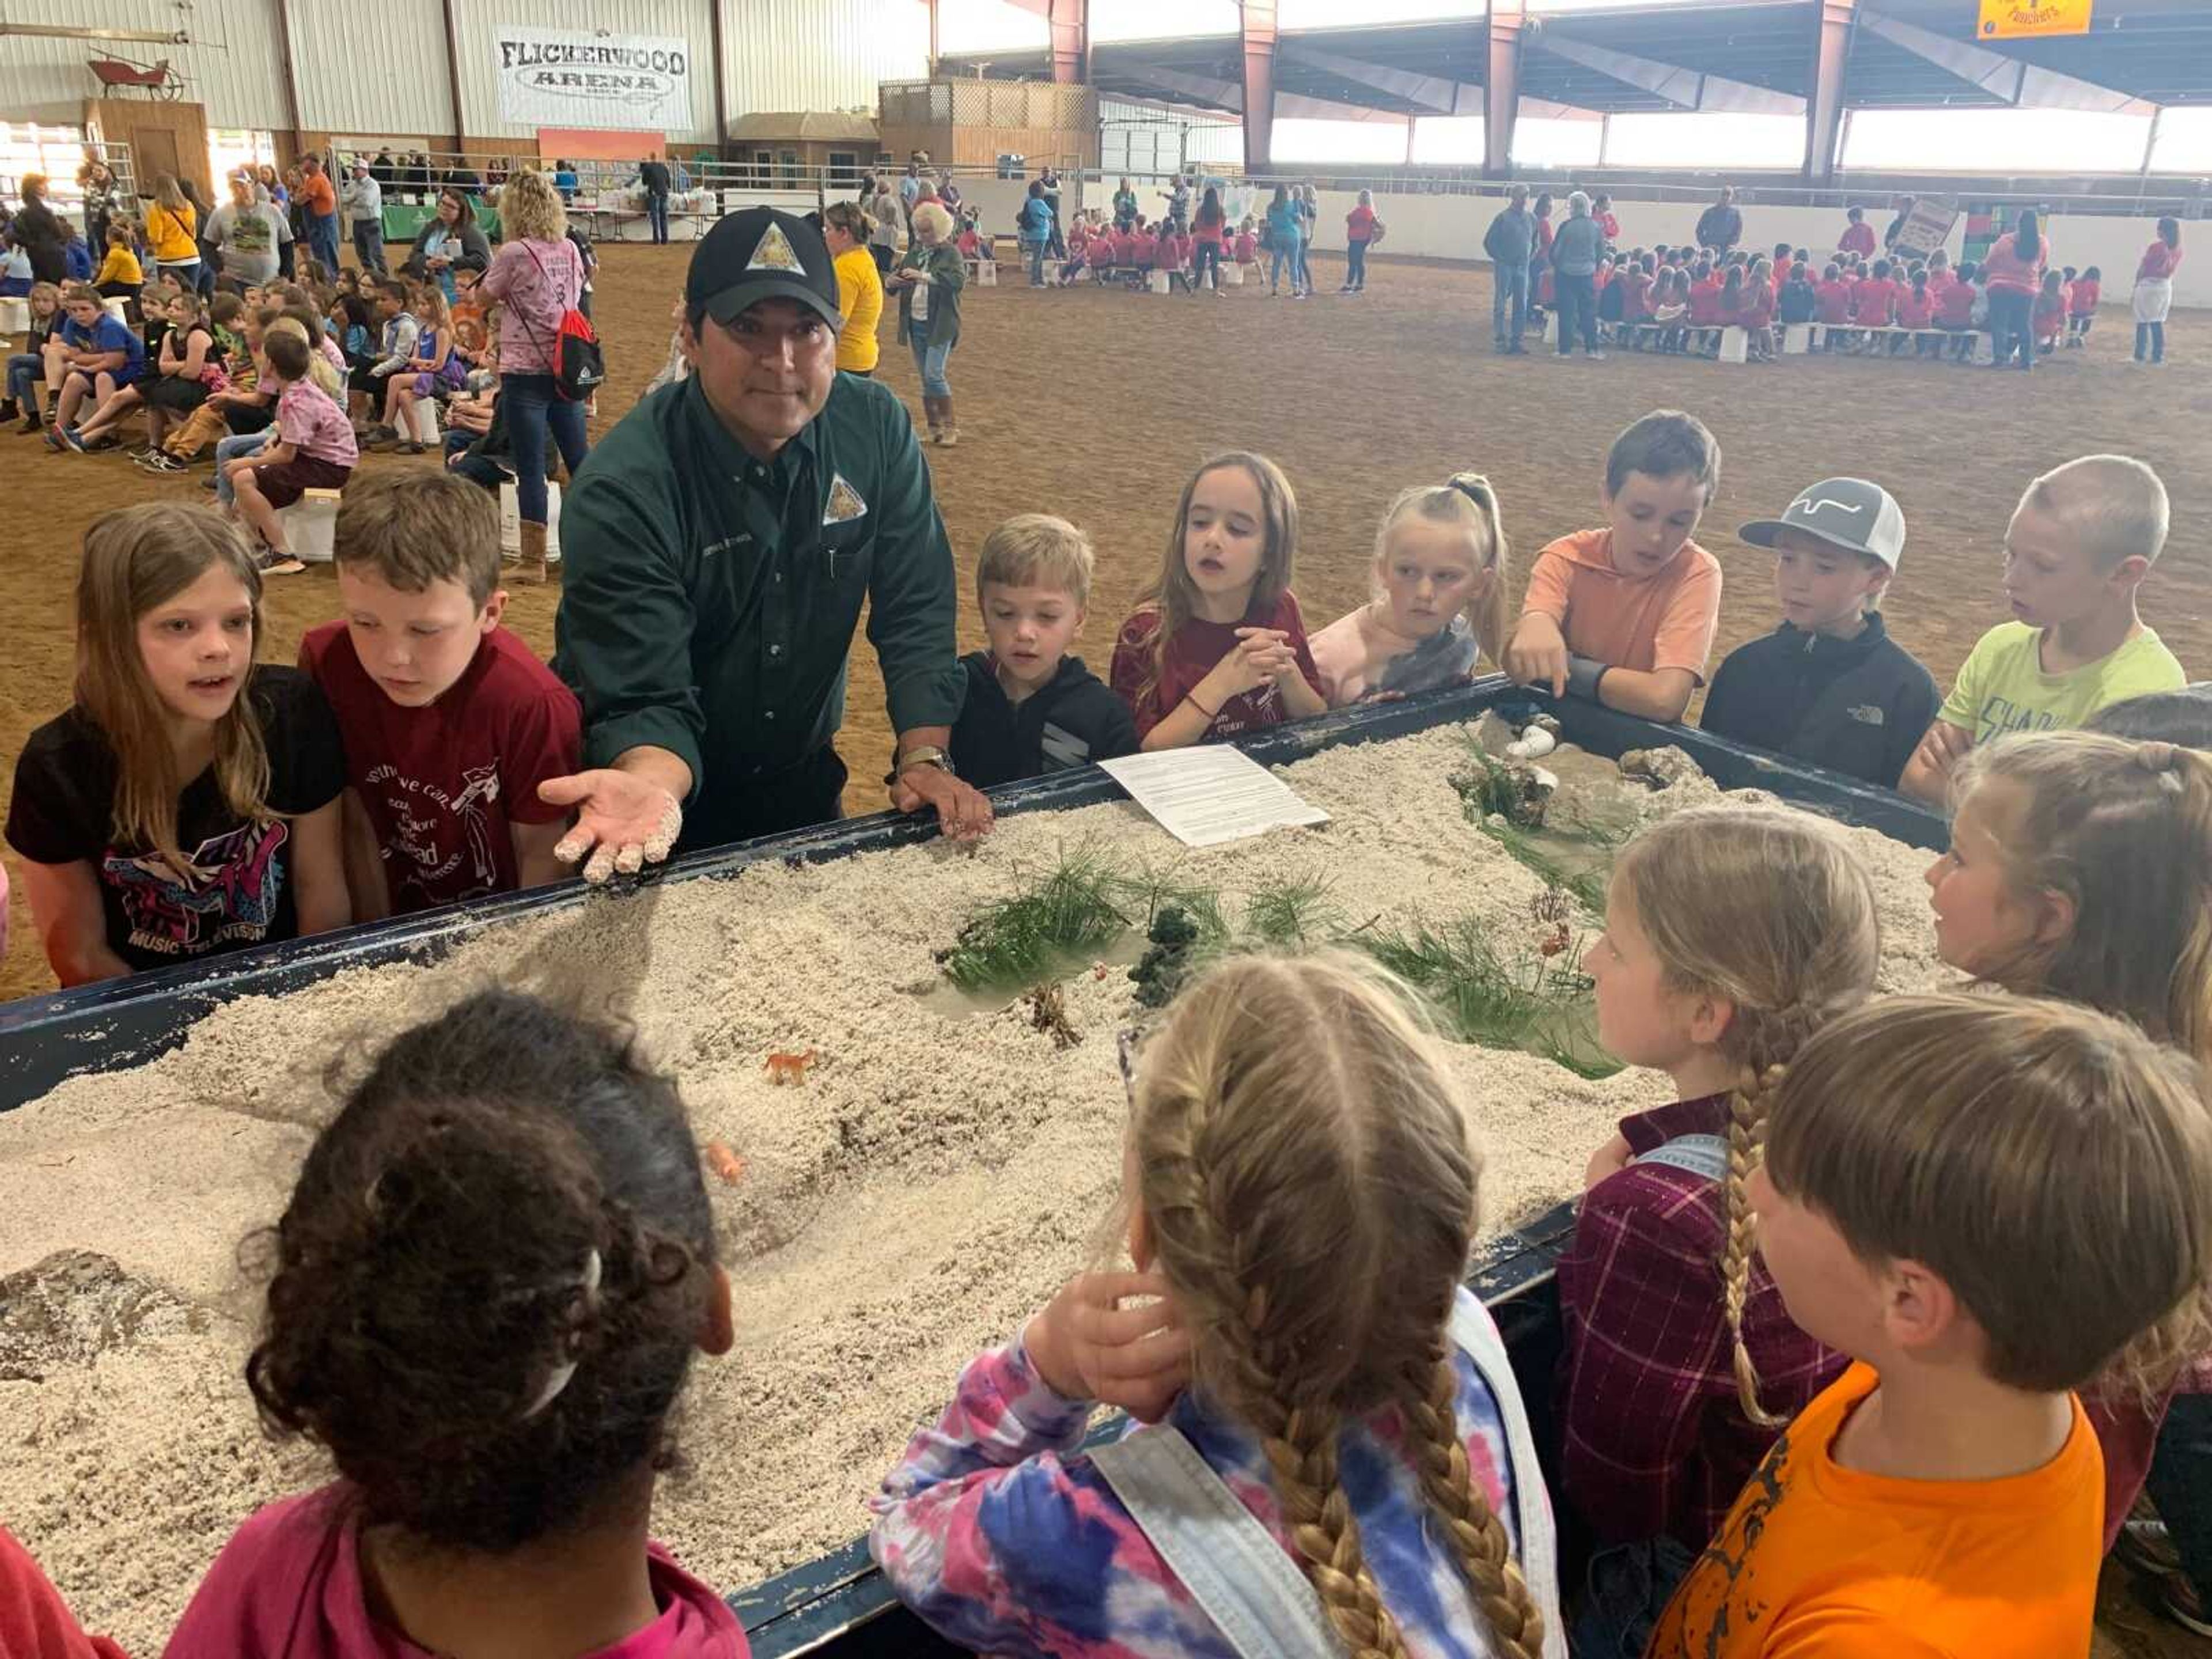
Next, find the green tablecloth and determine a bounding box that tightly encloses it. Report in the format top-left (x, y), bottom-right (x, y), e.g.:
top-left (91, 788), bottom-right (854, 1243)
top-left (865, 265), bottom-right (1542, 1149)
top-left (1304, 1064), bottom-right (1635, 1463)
top-left (380, 198), bottom-right (500, 245)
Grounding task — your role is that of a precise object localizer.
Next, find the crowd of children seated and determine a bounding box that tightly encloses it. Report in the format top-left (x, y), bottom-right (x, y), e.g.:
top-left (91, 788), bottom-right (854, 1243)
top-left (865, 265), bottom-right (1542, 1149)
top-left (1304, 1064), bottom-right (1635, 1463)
top-left (6, 174), bottom-right (557, 579)
top-left (1035, 207), bottom-right (1263, 294)
top-left (1540, 237), bottom-right (2118, 368)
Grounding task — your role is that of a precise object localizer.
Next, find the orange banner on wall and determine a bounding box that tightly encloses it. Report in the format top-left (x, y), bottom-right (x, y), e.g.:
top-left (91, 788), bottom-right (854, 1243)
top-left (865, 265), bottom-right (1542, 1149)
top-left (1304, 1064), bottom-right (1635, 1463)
top-left (1978, 0), bottom-right (2093, 39)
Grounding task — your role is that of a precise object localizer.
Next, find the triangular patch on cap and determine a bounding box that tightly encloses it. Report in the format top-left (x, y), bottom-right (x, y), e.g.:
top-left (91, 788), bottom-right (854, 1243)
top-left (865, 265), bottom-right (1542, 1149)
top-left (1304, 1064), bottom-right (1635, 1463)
top-left (748, 221), bottom-right (806, 275)
top-left (824, 474), bottom-right (868, 524)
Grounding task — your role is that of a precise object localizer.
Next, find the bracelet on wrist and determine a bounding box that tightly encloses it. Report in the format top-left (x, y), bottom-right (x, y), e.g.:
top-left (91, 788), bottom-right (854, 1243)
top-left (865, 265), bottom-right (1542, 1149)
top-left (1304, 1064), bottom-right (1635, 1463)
top-left (1189, 693), bottom-right (1220, 721)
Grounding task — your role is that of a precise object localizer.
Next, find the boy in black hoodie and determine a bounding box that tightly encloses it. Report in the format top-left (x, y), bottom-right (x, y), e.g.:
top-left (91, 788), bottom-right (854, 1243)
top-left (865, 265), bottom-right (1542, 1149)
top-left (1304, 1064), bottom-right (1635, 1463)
top-left (949, 513), bottom-right (1138, 789)
top-left (1700, 478), bottom-right (1938, 789)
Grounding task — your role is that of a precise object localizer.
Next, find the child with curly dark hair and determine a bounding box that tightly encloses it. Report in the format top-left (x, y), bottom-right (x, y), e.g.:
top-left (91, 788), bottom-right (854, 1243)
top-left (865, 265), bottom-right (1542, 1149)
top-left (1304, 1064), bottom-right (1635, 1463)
top-left (164, 990), bottom-right (748, 1658)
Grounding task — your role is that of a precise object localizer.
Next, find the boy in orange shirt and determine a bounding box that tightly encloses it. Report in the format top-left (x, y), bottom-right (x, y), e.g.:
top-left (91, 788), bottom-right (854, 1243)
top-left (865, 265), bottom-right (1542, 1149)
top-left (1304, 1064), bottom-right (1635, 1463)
top-left (1649, 994), bottom-right (2212, 1659)
top-left (1503, 408), bottom-right (1722, 722)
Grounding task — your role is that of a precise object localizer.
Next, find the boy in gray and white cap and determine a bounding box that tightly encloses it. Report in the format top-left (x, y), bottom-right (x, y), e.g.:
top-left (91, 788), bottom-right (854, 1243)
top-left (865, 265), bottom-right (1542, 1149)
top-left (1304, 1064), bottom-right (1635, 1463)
top-left (1699, 477), bottom-right (1940, 790)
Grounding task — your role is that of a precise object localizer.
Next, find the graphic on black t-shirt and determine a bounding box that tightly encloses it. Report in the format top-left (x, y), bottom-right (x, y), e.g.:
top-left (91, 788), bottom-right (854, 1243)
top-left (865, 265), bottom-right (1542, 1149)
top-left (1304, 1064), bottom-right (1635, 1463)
top-left (101, 816), bottom-right (290, 957)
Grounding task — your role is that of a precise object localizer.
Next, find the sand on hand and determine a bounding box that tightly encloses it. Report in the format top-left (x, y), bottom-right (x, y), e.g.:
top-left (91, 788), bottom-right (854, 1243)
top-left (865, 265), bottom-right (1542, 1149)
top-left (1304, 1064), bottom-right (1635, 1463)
top-left (0, 724), bottom-right (1953, 1652)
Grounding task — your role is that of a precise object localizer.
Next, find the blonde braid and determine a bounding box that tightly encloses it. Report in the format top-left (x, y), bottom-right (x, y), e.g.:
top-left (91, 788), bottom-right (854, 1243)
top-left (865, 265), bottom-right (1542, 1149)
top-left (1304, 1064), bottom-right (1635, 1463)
top-left (1253, 1394), bottom-right (1406, 1659)
top-left (1721, 1063), bottom-right (1788, 1429)
top-left (1397, 1354), bottom-right (1544, 1659)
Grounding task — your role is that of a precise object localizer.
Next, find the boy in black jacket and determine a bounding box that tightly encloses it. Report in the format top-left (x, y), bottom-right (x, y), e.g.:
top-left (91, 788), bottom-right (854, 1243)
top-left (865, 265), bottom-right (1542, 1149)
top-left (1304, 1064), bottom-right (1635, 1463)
top-left (1700, 478), bottom-right (1937, 789)
top-left (949, 514), bottom-right (1138, 789)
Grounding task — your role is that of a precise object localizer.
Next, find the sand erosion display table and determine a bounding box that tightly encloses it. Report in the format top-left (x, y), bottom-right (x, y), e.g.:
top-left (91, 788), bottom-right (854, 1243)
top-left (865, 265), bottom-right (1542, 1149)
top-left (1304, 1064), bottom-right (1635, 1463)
top-left (0, 680), bottom-right (1948, 1657)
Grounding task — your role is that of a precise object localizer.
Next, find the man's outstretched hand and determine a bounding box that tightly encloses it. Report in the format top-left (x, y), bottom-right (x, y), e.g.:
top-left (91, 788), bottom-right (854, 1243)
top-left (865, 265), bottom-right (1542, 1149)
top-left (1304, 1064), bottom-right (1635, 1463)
top-left (893, 764), bottom-right (994, 842)
top-left (540, 771), bottom-right (683, 883)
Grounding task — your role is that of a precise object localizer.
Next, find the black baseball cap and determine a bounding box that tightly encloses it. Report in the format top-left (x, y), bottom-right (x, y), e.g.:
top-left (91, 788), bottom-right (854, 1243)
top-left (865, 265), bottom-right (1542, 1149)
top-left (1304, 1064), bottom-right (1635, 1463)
top-left (687, 207), bottom-right (842, 330)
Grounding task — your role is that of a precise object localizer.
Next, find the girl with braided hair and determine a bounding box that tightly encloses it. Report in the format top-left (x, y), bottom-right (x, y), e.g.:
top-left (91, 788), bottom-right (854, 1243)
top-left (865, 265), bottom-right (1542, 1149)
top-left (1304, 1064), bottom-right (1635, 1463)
top-left (1923, 726), bottom-right (2212, 1561)
top-left (871, 951), bottom-right (1564, 1659)
top-left (165, 991), bottom-right (748, 1658)
top-left (1555, 805), bottom-right (1878, 1654)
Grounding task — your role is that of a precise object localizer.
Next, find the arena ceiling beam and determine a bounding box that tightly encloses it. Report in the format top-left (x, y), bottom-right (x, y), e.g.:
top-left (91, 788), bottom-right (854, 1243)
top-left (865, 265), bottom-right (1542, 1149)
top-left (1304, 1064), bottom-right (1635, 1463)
top-left (1856, 7), bottom-right (2156, 114)
top-left (1277, 40), bottom-right (1595, 124)
top-left (1805, 0), bottom-right (1853, 184)
top-left (1001, 0), bottom-right (1091, 84)
top-left (1522, 21), bottom-right (1806, 115)
top-left (1125, 62), bottom-right (1414, 127)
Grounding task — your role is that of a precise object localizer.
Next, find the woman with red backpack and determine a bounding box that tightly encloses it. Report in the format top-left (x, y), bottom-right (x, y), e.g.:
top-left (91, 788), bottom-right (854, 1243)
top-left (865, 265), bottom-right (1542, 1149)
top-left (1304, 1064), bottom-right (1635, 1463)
top-left (480, 168), bottom-right (596, 582)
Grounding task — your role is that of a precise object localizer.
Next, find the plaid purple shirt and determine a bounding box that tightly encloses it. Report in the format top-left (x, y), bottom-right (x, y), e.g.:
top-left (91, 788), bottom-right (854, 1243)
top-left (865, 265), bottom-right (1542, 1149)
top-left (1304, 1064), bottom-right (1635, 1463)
top-left (1555, 1094), bottom-right (1846, 1552)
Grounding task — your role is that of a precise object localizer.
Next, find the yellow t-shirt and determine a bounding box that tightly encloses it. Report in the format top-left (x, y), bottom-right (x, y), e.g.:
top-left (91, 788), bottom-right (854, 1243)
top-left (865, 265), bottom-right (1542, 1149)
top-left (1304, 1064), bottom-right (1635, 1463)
top-left (96, 245), bottom-right (143, 287)
top-left (832, 245), bottom-right (883, 374)
top-left (1649, 1362), bottom-right (2102, 1658)
top-left (1937, 619), bottom-right (2186, 743)
top-left (146, 202), bottom-right (199, 265)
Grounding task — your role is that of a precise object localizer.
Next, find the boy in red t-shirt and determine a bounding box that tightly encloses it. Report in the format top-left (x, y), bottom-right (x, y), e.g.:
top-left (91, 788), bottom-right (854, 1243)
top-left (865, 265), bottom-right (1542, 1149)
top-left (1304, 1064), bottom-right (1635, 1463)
top-left (1813, 262), bottom-right (1854, 351)
top-left (2067, 264), bottom-right (2101, 347)
top-left (298, 470), bottom-right (581, 920)
top-left (1851, 257), bottom-right (1898, 333)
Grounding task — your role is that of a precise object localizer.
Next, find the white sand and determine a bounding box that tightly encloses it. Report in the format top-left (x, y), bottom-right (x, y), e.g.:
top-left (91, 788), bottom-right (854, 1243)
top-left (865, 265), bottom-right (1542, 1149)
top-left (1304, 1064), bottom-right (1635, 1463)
top-left (0, 725), bottom-right (1952, 1651)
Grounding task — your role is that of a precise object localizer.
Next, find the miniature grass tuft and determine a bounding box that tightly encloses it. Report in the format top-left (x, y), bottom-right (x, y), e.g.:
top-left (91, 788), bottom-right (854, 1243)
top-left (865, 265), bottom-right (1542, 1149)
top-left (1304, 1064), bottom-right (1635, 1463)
top-left (1363, 914), bottom-right (1620, 1080)
top-left (937, 849), bottom-right (1135, 992)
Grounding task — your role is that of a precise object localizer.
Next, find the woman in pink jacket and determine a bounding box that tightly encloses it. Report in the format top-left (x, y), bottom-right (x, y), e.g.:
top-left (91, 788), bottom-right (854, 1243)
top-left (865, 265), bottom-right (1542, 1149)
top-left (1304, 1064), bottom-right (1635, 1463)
top-left (1979, 208), bottom-right (2047, 372)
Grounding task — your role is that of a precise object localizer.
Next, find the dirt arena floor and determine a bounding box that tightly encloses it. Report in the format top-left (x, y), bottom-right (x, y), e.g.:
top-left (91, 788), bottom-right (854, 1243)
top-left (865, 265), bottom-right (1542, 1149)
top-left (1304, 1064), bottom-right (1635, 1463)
top-left (0, 243), bottom-right (2206, 1650)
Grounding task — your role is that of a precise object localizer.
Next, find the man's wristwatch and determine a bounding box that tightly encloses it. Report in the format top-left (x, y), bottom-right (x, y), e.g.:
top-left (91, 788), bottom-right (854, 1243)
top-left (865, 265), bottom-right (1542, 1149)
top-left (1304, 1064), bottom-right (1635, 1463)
top-left (886, 745), bottom-right (956, 786)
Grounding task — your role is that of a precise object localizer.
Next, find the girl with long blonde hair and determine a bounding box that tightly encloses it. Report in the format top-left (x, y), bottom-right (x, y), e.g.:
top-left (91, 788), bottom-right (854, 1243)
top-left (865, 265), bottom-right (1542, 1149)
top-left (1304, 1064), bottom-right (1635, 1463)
top-left (1108, 451), bottom-right (1327, 749)
top-left (1312, 474), bottom-right (1512, 706)
top-left (1556, 804), bottom-right (1877, 1649)
top-left (5, 505), bottom-right (349, 985)
top-left (873, 952), bottom-right (1562, 1658)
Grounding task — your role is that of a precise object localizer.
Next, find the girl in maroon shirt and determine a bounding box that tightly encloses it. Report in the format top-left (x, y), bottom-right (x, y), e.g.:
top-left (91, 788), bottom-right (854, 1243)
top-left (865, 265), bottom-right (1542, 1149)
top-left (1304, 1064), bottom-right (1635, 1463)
top-left (2134, 216), bottom-right (2183, 364)
top-left (1109, 452), bottom-right (1325, 749)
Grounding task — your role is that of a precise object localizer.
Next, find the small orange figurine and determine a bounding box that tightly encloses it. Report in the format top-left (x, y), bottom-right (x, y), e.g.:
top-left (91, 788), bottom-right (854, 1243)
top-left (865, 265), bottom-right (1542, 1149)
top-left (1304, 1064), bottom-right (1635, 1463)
top-left (764, 1048), bottom-right (819, 1086)
top-left (704, 1141), bottom-right (748, 1184)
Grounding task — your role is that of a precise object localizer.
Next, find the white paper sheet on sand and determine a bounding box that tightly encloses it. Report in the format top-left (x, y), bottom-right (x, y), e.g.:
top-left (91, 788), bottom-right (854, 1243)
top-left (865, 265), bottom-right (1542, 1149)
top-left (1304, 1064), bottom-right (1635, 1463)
top-left (1098, 745), bottom-right (1331, 847)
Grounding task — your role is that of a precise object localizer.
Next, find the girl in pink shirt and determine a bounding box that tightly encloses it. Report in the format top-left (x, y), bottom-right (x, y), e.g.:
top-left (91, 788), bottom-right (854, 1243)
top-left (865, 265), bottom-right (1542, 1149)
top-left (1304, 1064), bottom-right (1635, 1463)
top-left (2133, 217), bottom-right (2182, 364)
top-left (164, 991), bottom-right (749, 1659)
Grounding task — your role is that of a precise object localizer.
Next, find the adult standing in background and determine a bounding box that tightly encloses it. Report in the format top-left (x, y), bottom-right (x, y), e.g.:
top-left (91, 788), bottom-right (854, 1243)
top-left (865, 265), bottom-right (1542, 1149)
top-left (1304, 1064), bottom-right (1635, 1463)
top-left (1550, 191), bottom-right (1607, 360)
top-left (1483, 184), bottom-right (1535, 353)
top-left (75, 157), bottom-right (122, 250)
top-left (204, 173), bottom-right (286, 291)
top-left (369, 147), bottom-right (396, 189)
top-left (342, 158), bottom-right (385, 275)
top-left (298, 156), bottom-right (340, 278)
top-left (937, 171), bottom-right (962, 219)
top-left (257, 163), bottom-right (287, 208)
top-left (1296, 183), bottom-right (1319, 296)
top-left (402, 188), bottom-right (491, 303)
top-left (143, 174), bottom-right (203, 290)
top-left (1264, 184), bottom-right (1305, 298)
top-left (821, 199), bottom-right (882, 378)
top-left (1113, 177), bottom-right (1137, 231)
top-left (899, 160), bottom-right (923, 226)
top-left (1593, 192), bottom-right (1619, 245)
top-left (548, 206), bottom-right (984, 870)
top-left (180, 176), bottom-right (219, 294)
top-left (553, 159), bottom-right (578, 201)
top-left (637, 155), bottom-right (673, 245)
top-left (1039, 165), bottom-right (1065, 261)
top-left (479, 169), bottom-right (590, 582)
top-left (866, 178), bottom-right (902, 275)
top-left (1017, 180), bottom-right (1053, 288)
top-left (890, 200), bottom-right (966, 445)
top-left (1191, 184), bottom-right (1227, 296)
top-left (8, 175), bottom-right (67, 285)
top-left (1341, 188), bottom-right (1378, 295)
top-left (1695, 184), bottom-right (1742, 256)
top-left (1980, 208), bottom-right (2046, 372)
top-left (2133, 217), bottom-right (2184, 366)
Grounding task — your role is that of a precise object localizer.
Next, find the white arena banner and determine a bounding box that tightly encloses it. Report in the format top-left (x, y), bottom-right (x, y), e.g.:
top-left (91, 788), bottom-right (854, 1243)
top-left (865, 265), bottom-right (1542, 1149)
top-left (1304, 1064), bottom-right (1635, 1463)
top-left (494, 26), bottom-right (693, 131)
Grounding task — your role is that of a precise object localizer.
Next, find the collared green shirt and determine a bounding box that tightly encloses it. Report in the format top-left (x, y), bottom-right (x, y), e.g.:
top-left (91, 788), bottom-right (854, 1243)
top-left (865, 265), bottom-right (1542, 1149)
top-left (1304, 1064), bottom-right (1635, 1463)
top-left (554, 371), bottom-right (965, 839)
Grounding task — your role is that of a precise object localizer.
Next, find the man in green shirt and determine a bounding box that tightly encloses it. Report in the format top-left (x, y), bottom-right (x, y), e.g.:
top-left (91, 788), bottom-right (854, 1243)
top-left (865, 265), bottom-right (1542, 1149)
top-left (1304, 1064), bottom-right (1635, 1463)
top-left (542, 207), bottom-right (989, 880)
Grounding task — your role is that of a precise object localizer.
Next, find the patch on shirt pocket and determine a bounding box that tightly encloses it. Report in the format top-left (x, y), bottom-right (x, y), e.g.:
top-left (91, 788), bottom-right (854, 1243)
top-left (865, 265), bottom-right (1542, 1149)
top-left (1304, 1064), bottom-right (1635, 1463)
top-left (824, 472), bottom-right (868, 525)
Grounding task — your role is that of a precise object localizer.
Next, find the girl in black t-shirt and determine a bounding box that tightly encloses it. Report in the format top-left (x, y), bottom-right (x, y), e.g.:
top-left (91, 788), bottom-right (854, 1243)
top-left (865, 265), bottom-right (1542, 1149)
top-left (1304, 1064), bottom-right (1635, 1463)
top-left (5, 504), bottom-right (348, 985)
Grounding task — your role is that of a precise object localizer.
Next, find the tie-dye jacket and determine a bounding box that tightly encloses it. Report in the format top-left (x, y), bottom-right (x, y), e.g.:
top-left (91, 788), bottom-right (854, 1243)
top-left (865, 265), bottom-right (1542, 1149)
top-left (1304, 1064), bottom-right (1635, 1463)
top-left (869, 1287), bottom-right (1533, 1658)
